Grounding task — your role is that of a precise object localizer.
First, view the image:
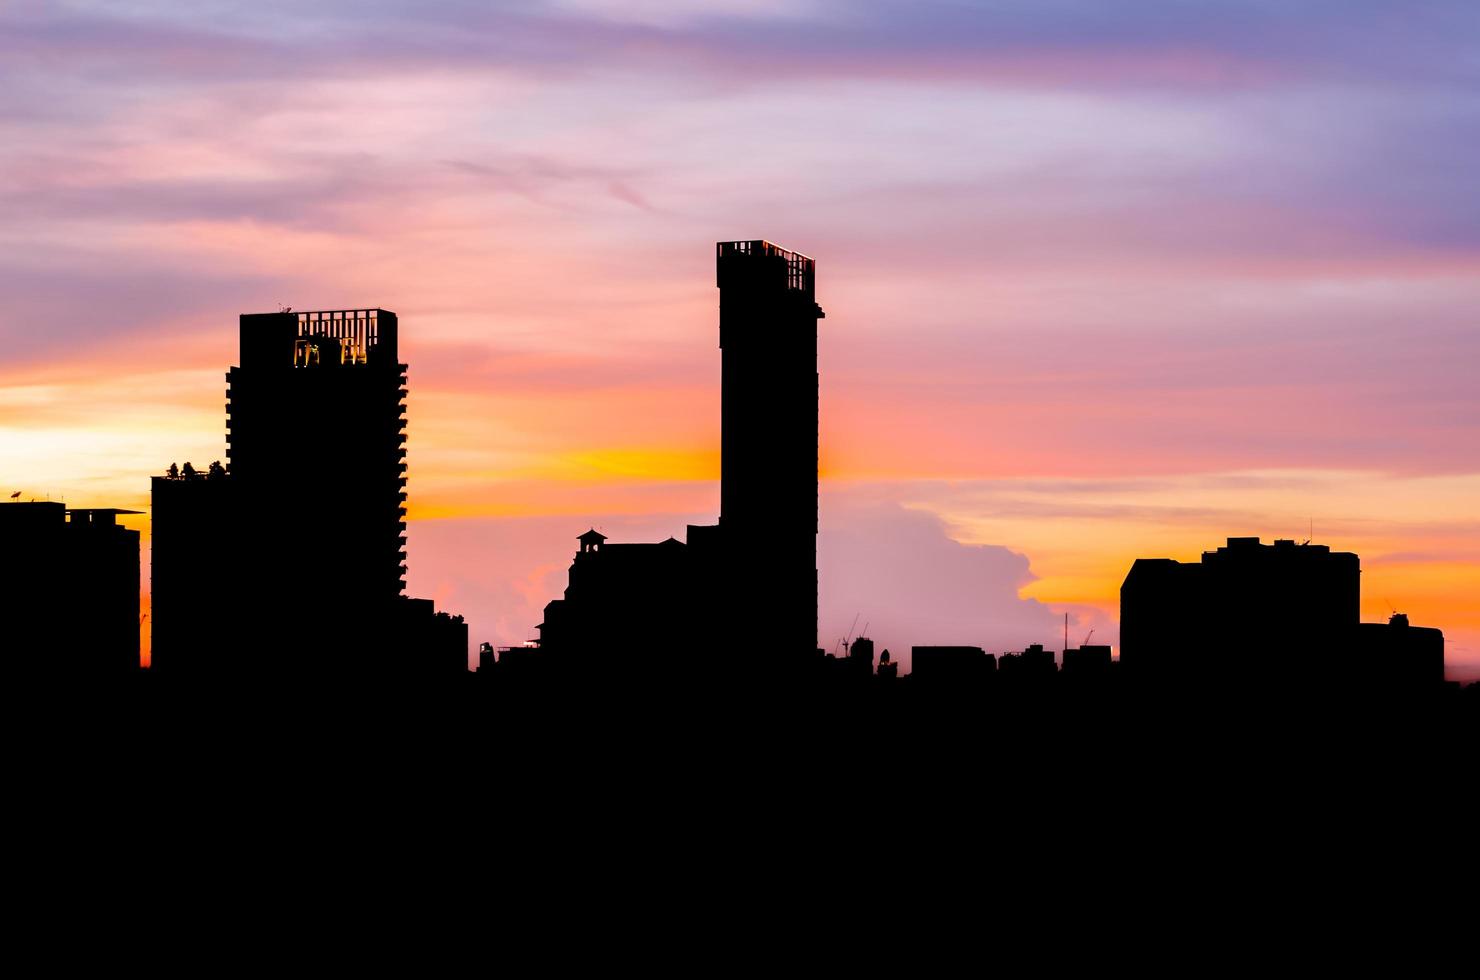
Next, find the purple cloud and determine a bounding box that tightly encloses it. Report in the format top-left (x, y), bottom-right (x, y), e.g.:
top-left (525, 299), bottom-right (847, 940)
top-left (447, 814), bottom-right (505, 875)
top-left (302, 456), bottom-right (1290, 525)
top-left (8, 2), bottom-right (1477, 90)
top-left (0, 244), bottom-right (293, 364)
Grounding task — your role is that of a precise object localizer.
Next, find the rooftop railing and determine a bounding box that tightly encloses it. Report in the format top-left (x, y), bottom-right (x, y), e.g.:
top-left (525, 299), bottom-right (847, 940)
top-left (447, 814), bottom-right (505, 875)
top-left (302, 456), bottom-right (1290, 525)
top-left (296, 309), bottom-right (382, 364)
top-left (717, 240), bottom-right (814, 293)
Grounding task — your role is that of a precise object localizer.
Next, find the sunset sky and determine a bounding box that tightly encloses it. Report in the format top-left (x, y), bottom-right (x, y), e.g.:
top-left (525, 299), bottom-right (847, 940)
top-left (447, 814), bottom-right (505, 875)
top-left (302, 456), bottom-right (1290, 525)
top-left (3, 0), bottom-right (1477, 678)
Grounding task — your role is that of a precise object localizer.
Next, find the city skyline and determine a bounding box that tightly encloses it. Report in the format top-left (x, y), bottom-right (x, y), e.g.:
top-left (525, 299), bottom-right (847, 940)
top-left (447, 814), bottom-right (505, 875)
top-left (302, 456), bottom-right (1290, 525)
top-left (2, 2), bottom-right (1477, 678)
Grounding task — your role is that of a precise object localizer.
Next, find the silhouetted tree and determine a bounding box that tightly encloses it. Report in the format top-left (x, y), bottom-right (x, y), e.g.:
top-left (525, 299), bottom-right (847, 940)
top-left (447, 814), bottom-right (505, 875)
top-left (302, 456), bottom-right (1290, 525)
top-left (207, 460), bottom-right (226, 481)
top-left (166, 462), bottom-right (179, 480)
top-left (181, 462), bottom-right (198, 481)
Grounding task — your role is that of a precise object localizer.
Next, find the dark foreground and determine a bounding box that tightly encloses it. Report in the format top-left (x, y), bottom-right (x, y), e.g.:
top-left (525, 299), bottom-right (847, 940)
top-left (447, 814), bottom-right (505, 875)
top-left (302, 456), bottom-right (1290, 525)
top-left (21, 669), bottom-right (1478, 761)
top-left (8, 671), bottom-right (1472, 958)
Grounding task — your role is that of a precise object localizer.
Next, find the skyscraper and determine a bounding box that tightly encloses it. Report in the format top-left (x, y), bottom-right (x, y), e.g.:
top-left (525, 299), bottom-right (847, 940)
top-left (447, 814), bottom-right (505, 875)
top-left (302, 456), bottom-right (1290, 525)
top-left (153, 309), bottom-right (464, 674)
top-left (716, 241), bottom-right (824, 654)
top-left (227, 309), bottom-right (407, 607)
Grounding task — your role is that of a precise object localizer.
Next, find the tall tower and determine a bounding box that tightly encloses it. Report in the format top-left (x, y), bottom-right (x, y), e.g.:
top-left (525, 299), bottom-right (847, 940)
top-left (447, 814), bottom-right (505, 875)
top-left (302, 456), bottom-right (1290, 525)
top-left (716, 241), bottom-right (824, 653)
top-left (227, 309), bottom-right (408, 605)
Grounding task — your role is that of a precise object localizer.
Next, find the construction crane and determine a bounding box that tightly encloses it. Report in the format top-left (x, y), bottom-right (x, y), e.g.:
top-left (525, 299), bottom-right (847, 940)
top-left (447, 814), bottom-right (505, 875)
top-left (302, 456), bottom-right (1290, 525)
top-left (1082, 628), bottom-right (1095, 647)
top-left (836, 613), bottom-right (861, 657)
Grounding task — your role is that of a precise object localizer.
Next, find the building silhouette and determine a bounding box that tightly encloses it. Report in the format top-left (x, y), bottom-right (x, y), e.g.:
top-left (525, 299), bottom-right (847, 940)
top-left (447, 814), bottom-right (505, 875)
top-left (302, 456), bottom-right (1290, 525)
top-left (537, 529), bottom-right (711, 679)
top-left (1, 502), bottom-right (140, 673)
top-left (1061, 644), bottom-right (1113, 679)
top-left (876, 649), bottom-right (898, 681)
top-left (6, 238), bottom-right (1465, 710)
top-left (911, 646), bottom-right (995, 685)
top-left (1353, 613), bottom-right (1444, 689)
top-left (149, 469), bottom-right (238, 672)
top-left (1121, 536), bottom-right (1443, 687)
top-left (997, 643), bottom-right (1056, 680)
top-left (530, 241), bottom-right (824, 675)
top-left (847, 636), bottom-right (875, 677)
top-left (717, 241), bottom-right (824, 656)
top-left (152, 309), bottom-right (464, 674)
top-left (230, 310), bottom-right (408, 606)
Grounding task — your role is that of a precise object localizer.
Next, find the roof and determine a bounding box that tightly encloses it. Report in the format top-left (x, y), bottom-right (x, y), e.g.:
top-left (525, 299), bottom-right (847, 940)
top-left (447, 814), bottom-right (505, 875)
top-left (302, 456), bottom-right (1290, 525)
top-left (578, 528), bottom-right (607, 543)
top-left (717, 240), bottom-right (814, 262)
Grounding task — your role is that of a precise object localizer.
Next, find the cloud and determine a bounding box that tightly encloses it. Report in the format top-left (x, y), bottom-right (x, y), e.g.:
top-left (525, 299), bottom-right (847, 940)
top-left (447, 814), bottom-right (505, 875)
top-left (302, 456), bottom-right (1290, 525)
top-left (819, 499), bottom-right (1063, 670)
top-left (10, 1), bottom-right (1478, 92)
top-left (0, 244), bottom-right (291, 365)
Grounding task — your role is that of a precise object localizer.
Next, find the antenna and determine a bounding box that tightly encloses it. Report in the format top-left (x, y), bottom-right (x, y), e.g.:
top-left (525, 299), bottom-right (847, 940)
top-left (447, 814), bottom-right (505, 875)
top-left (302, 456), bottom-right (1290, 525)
top-left (1064, 612), bottom-right (1069, 652)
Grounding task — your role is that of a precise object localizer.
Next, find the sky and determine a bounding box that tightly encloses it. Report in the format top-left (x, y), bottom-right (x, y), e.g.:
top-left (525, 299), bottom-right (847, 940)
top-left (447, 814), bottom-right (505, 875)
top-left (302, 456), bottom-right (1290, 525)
top-left (2, 0), bottom-right (1477, 679)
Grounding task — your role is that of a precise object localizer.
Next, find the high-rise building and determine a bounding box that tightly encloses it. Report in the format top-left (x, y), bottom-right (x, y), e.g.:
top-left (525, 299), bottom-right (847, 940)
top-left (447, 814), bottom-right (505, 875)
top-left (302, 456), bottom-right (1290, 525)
top-left (229, 309), bottom-right (407, 605)
top-left (1, 502), bottom-right (140, 673)
top-left (716, 241), bottom-right (824, 654)
top-left (152, 309), bottom-right (465, 674)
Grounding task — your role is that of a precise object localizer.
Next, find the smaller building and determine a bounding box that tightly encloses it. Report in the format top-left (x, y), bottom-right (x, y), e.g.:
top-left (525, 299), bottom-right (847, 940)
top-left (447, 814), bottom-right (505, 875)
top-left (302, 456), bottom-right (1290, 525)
top-left (1062, 645), bottom-right (1113, 677)
top-left (152, 463), bottom-right (466, 676)
top-left (1, 501), bottom-right (140, 674)
top-left (911, 646), bottom-right (995, 685)
top-left (387, 598), bottom-right (469, 675)
top-left (483, 643), bottom-right (549, 681)
top-left (1351, 614), bottom-right (1444, 688)
top-left (536, 528), bottom-right (731, 680)
top-left (997, 644), bottom-right (1056, 681)
top-left (1120, 536), bottom-right (1445, 689)
top-left (877, 649), bottom-right (899, 681)
top-left (1122, 537), bottom-right (1361, 683)
top-left (150, 470), bottom-right (240, 674)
